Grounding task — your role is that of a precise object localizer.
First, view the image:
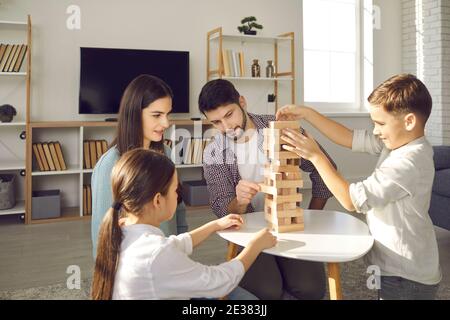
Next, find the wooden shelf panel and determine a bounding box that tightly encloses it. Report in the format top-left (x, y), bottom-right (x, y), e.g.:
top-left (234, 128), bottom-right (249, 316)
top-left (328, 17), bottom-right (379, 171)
top-left (210, 33), bottom-right (293, 43)
top-left (0, 121), bottom-right (26, 126)
top-left (30, 207), bottom-right (87, 224)
top-left (0, 200), bottom-right (25, 216)
top-left (32, 164), bottom-right (81, 176)
top-left (0, 72), bottom-right (27, 76)
top-left (0, 160), bottom-right (25, 171)
top-left (213, 76), bottom-right (293, 81)
top-left (0, 20), bottom-right (27, 25)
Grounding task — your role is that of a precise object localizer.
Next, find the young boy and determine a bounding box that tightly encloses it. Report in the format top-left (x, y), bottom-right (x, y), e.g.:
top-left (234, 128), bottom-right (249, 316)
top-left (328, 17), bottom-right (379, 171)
top-left (276, 74), bottom-right (442, 300)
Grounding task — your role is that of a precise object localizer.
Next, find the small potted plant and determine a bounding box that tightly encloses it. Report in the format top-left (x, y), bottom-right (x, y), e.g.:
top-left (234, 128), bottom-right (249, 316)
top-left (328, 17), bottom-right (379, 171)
top-left (0, 104), bottom-right (17, 123)
top-left (237, 16), bottom-right (263, 35)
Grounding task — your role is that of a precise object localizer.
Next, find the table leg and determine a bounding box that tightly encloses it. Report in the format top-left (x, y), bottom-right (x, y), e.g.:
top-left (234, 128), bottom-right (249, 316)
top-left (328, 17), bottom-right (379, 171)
top-left (226, 242), bottom-right (238, 260)
top-left (327, 262), bottom-right (343, 300)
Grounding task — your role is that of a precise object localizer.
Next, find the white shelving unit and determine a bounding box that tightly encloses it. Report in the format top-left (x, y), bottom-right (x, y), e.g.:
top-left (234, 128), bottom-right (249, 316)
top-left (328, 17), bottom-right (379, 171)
top-left (27, 120), bottom-right (212, 223)
top-left (207, 27), bottom-right (296, 111)
top-left (0, 16), bottom-right (31, 220)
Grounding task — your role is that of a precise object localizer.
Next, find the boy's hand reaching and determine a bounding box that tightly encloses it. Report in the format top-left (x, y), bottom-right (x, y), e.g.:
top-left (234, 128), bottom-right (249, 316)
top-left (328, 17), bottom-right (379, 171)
top-left (276, 104), bottom-right (310, 121)
top-left (281, 128), bottom-right (324, 163)
top-left (216, 214), bottom-right (244, 231)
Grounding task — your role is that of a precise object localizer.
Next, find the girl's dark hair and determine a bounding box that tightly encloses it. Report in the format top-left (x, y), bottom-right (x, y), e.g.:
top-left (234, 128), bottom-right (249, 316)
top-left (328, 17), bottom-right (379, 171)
top-left (198, 79), bottom-right (240, 114)
top-left (113, 74), bottom-right (173, 155)
top-left (91, 148), bottom-right (176, 300)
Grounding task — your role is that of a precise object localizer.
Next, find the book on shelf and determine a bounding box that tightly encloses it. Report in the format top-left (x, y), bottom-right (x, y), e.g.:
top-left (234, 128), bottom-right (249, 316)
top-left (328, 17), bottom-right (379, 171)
top-left (0, 44), bottom-right (12, 71)
top-left (48, 142), bottom-right (62, 171)
top-left (83, 185), bottom-right (87, 216)
top-left (32, 142), bottom-right (68, 171)
top-left (83, 141), bottom-right (91, 169)
top-left (13, 44), bottom-right (27, 72)
top-left (36, 143), bottom-right (50, 171)
top-left (220, 49), bottom-right (245, 77)
top-left (42, 143), bottom-right (56, 171)
top-left (83, 184), bottom-right (92, 216)
top-left (32, 143), bottom-right (45, 171)
top-left (89, 141), bottom-right (97, 168)
top-left (3, 44), bottom-right (17, 72)
top-left (87, 185), bottom-right (92, 215)
top-left (54, 142), bottom-right (67, 170)
top-left (83, 139), bottom-right (109, 169)
top-left (0, 44), bottom-right (7, 66)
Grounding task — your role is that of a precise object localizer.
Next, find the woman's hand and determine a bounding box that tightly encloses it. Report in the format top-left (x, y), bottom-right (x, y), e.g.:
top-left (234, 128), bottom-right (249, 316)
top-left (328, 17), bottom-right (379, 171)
top-left (216, 214), bottom-right (244, 231)
top-left (276, 105), bottom-right (310, 121)
top-left (281, 128), bottom-right (324, 163)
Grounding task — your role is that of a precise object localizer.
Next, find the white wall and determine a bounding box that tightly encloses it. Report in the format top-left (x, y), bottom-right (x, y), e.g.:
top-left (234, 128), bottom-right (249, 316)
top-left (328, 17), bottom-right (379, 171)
top-left (1, 0), bottom-right (404, 188)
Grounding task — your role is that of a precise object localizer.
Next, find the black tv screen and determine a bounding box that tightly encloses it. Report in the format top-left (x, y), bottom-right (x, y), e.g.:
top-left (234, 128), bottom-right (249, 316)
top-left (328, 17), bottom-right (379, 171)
top-left (79, 47), bottom-right (189, 114)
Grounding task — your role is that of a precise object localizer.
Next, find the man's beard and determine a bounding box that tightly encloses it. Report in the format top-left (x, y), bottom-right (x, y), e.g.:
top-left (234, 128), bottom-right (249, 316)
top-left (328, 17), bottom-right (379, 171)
top-left (225, 106), bottom-right (247, 141)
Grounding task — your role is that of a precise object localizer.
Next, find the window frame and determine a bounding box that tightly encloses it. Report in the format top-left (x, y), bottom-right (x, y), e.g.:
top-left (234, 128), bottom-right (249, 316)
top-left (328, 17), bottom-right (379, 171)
top-left (299, 0), bottom-right (373, 112)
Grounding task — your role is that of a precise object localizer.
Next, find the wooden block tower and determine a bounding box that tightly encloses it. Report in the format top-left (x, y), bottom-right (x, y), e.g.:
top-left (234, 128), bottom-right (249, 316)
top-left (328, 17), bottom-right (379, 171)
top-left (260, 121), bottom-right (304, 232)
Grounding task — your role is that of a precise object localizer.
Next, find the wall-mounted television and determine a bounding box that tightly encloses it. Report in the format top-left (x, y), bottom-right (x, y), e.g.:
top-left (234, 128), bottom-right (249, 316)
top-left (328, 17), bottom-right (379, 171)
top-left (79, 47), bottom-right (189, 114)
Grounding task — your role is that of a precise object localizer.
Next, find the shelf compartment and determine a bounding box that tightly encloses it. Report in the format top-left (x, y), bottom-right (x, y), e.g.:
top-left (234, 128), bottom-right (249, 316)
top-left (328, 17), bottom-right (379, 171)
top-left (30, 207), bottom-right (88, 224)
top-left (0, 160), bottom-right (25, 171)
top-left (0, 200), bottom-right (25, 216)
top-left (32, 164), bottom-right (81, 176)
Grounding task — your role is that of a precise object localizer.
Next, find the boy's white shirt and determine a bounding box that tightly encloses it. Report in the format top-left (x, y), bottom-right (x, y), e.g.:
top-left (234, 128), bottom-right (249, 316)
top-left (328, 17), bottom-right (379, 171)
top-left (349, 129), bottom-right (441, 285)
top-left (112, 224), bottom-right (244, 300)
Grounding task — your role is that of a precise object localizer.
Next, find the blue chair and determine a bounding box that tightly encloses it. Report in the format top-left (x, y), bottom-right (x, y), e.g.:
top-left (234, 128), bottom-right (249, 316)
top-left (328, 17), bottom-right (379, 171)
top-left (430, 146), bottom-right (450, 230)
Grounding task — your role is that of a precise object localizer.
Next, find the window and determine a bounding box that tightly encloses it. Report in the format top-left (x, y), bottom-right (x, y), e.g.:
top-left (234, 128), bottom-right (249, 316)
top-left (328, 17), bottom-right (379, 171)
top-left (302, 0), bottom-right (373, 110)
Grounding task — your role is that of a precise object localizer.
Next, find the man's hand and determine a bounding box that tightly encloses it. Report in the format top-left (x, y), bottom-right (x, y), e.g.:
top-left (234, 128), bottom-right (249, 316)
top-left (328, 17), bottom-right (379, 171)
top-left (236, 180), bottom-right (261, 206)
top-left (276, 104), bottom-right (311, 121)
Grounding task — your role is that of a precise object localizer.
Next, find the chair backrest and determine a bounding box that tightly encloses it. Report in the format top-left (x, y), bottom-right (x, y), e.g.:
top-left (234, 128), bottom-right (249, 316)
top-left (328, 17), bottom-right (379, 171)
top-left (433, 146), bottom-right (450, 170)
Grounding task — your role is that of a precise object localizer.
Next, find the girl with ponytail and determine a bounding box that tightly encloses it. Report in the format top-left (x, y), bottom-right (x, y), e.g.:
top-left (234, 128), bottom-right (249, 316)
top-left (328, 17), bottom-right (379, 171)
top-left (92, 148), bottom-right (276, 300)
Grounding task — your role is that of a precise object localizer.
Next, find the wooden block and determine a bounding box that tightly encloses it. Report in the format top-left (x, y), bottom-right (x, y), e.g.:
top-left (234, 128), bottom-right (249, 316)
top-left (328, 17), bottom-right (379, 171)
top-left (282, 172), bottom-right (302, 180)
top-left (269, 121), bottom-right (300, 129)
top-left (276, 223), bottom-right (304, 233)
top-left (271, 159), bottom-right (288, 166)
top-left (265, 164), bottom-right (300, 173)
top-left (269, 151), bottom-right (301, 160)
top-left (287, 159), bottom-right (301, 166)
top-left (272, 179), bottom-right (303, 189)
top-left (273, 193), bottom-right (302, 203)
top-left (263, 128), bottom-right (281, 137)
top-left (293, 216), bottom-right (304, 224)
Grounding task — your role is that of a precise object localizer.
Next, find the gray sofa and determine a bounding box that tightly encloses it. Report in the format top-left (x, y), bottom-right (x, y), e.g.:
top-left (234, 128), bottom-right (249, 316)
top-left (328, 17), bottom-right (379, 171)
top-left (430, 146), bottom-right (450, 230)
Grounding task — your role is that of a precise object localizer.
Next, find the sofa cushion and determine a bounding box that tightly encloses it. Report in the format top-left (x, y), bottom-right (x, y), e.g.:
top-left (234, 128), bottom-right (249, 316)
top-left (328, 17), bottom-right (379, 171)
top-left (433, 146), bottom-right (450, 170)
top-left (433, 168), bottom-right (450, 197)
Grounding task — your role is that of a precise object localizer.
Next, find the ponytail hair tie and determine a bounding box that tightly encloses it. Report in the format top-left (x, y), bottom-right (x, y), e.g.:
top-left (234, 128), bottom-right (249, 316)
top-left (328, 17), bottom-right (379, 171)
top-left (112, 201), bottom-right (122, 211)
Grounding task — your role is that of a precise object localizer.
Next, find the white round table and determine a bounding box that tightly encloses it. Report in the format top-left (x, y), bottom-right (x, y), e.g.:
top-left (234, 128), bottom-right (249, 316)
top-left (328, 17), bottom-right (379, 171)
top-left (217, 210), bottom-right (374, 300)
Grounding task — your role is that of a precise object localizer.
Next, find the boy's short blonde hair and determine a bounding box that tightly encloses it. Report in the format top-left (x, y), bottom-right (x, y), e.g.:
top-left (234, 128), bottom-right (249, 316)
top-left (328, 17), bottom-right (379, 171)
top-left (368, 74), bottom-right (432, 122)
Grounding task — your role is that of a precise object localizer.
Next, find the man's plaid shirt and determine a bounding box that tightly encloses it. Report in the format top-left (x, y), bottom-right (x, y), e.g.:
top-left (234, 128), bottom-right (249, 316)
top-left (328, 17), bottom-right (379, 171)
top-left (203, 113), bottom-right (337, 218)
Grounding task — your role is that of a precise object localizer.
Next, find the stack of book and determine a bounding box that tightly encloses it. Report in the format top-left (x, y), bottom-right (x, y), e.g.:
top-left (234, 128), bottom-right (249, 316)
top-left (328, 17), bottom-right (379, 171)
top-left (83, 140), bottom-right (108, 169)
top-left (32, 142), bottom-right (67, 171)
top-left (221, 49), bottom-right (245, 77)
top-left (0, 44), bottom-right (28, 72)
top-left (181, 138), bottom-right (212, 165)
top-left (83, 184), bottom-right (92, 216)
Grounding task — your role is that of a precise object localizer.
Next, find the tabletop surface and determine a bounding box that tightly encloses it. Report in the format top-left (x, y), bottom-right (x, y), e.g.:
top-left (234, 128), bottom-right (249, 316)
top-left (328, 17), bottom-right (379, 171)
top-left (217, 210), bottom-right (374, 263)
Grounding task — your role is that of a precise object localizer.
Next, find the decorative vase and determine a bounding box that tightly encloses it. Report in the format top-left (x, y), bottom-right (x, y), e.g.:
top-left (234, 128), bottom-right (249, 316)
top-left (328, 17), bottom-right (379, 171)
top-left (251, 59), bottom-right (261, 77)
top-left (266, 60), bottom-right (275, 78)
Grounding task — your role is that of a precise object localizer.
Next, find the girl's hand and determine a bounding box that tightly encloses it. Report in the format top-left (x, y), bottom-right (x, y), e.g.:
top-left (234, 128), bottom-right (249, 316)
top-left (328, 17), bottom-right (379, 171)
top-left (216, 214), bottom-right (244, 231)
top-left (281, 128), bottom-right (323, 163)
top-left (249, 228), bottom-right (277, 251)
top-left (276, 105), bottom-right (310, 121)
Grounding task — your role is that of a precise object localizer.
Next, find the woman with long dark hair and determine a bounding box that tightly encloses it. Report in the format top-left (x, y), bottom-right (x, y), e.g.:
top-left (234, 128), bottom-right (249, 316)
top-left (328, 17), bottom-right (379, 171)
top-left (91, 74), bottom-right (187, 257)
